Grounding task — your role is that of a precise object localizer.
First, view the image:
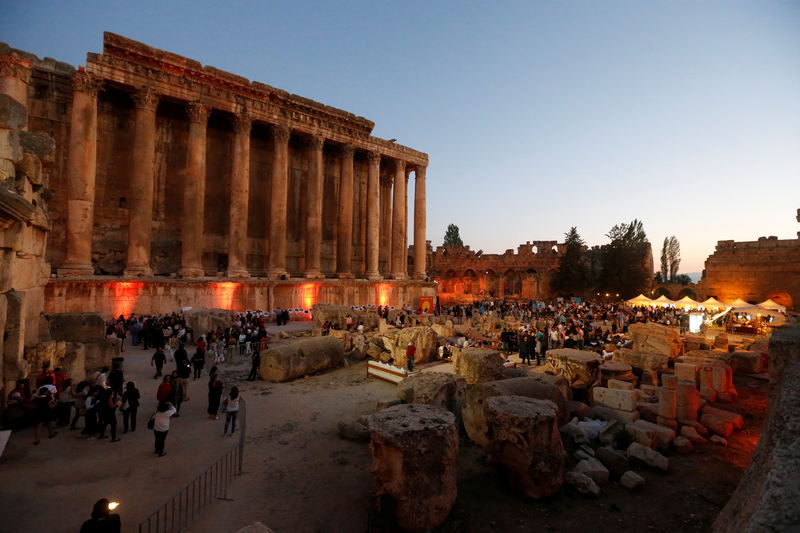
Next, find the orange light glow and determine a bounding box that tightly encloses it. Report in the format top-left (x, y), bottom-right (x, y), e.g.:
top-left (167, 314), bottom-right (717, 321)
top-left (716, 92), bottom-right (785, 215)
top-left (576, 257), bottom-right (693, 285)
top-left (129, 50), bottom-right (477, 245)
top-left (111, 281), bottom-right (144, 318)
top-left (376, 283), bottom-right (391, 307)
top-left (301, 282), bottom-right (318, 312)
top-left (212, 282), bottom-right (240, 310)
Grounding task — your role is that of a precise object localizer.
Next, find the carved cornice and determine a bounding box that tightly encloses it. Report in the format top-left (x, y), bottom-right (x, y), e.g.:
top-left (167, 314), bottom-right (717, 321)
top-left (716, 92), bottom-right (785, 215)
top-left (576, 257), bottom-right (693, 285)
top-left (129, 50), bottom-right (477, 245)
top-left (340, 143), bottom-right (355, 159)
top-left (0, 54), bottom-right (32, 83)
top-left (186, 101), bottom-right (210, 124)
top-left (132, 88), bottom-right (159, 111)
top-left (367, 151), bottom-right (381, 165)
top-left (272, 124), bottom-right (291, 144)
top-left (71, 70), bottom-right (103, 96)
top-left (233, 113), bottom-right (252, 134)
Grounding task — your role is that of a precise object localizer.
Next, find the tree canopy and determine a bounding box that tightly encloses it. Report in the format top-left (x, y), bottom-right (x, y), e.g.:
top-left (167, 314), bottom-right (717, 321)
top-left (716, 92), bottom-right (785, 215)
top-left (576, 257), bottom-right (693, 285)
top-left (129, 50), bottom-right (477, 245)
top-left (443, 224), bottom-right (464, 247)
top-left (551, 227), bottom-right (591, 296)
top-left (659, 236), bottom-right (681, 282)
top-left (597, 219), bottom-right (651, 298)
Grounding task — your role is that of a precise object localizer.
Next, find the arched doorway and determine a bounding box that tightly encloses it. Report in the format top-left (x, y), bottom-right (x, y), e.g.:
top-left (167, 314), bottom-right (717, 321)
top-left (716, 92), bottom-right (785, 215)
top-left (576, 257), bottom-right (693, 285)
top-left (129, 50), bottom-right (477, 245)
top-left (504, 269), bottom-right (522, 296)
top-left (678, 287), bottom-right (697, 299)
top-left (464, 269), bottom-right (478, 294)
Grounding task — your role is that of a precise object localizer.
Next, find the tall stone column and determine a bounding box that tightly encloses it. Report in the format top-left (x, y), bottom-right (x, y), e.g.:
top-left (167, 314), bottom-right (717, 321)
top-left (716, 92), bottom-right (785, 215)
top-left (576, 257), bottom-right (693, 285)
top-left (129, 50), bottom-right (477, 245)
top-left (365, 151), bottom-right (382, 280)
top-left (379, 175), bottom-right (393, 275)
top-left (124, 88), bottom-right (159, 277)
top-left (0, 53), bottom-right (32, 107)
top-left (57, 71), bottom-right (102, 277)
top-left (179, 102), bottom-right (210, 277)
top-left (226, 114), bottom-right (252, 277)
top-left (267, 124), bottom-right (291, 278)
top-left (336, 144), bottom-right (355, 278)
top-left (413, 165), bottom-right (427, 279)
top-left (304, 135), bottom-right (324, 278)
top-left (390, 159), bottom-right (407, 279)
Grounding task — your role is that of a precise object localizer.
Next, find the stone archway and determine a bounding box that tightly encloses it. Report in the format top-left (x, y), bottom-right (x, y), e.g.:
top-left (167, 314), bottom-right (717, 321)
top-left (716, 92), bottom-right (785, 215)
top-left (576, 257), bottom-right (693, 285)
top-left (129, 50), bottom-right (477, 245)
top-left (766, 291), bottom-right (793, 309)
top-left (464, 269), bottom-right (478, 295)
top-left (678, 287), bottom-right (697, 299)
top-left (652, 286), bottom-right (675, 299)
top-left (503, 269), bottom-right (522, 296)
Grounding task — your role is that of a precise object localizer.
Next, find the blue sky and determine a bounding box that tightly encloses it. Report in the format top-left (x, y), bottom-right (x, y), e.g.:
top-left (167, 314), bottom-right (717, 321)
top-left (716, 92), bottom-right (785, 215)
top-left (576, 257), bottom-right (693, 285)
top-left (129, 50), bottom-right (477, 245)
top-left (3, 1), bottom-right (799, 272)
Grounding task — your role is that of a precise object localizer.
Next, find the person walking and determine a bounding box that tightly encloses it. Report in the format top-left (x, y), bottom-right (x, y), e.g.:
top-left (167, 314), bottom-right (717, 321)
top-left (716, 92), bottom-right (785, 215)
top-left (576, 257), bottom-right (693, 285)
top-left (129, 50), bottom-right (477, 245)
top-left (33, 385), bottom-right (57, 445)
top-left (406, 341), bottom-right (416, 372)
top-left (207, 368), bottom-right (223, 420)
top-left (121, 381), bottom-right (140, 433)
top-left (152, 401), bottom-right (177, 457)
top-left (151, 347), bottom-right (166, 379)
top-left (191, 348), bottom-right (205, 379)
top-left (97, 387), bottom-right (120, 442)
top-left (222, 387), bottom-right (240, 436)
top-left (247, 350), bottom-right (260, 381)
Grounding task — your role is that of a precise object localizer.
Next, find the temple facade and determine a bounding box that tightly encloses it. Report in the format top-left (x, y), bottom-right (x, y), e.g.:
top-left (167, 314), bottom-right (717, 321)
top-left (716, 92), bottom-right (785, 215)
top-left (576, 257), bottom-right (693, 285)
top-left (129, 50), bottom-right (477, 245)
top-left (4, 33), bottom-right (434, 314)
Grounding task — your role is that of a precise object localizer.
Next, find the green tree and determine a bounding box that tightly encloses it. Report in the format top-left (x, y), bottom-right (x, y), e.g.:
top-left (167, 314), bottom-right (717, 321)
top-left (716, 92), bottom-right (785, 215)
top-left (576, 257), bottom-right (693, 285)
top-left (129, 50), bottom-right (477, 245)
top-left (660, 237), bottom-right (669, 281)
top-left (443, 224), bottom-right (464, 247)
top-left (551, 227), bottom-right (591, 295)
top-left (667, 236), bottom-right (681, 280)
top-left (598, 219), bottom-right (651, 298)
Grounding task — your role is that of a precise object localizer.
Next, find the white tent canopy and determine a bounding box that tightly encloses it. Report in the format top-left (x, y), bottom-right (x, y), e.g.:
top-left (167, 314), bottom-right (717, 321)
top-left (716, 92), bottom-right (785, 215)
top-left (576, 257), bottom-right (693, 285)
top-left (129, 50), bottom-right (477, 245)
top-left (727, 298), bottom-right (754, 309)
top-left (700, 297), bottom-right (727, 309)
top-left (653, 295), bottom-right (676, 307)
top-left (626, 294), bottom-right (654, 306)
top-left (758, 299), bottom-right (787, 313)
top-left (675, 296), bottom-right (701, 309)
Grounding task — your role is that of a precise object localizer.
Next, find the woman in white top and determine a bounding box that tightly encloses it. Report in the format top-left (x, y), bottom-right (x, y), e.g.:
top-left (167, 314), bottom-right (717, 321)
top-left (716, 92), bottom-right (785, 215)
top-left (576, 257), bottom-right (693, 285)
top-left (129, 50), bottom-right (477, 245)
top-left (223, 387), bottom-right (240, 436)
top-left (153, 401), bottom-right (177, 456)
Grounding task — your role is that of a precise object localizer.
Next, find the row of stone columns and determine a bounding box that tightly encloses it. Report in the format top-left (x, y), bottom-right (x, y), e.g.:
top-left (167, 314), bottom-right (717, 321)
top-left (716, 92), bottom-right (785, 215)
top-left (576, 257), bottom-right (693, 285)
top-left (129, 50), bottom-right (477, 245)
top-left (57, 73), bottom-right (428, 280)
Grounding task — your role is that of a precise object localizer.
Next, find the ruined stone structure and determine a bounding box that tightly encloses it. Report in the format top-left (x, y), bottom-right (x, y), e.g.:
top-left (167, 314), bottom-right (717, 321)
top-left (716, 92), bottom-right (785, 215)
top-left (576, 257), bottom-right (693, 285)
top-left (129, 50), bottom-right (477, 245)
top-left (696, 209), bottom-right (800, 310)
top-left (426, 242), bottom-right (564, 302)
top-left (8, 32), bottom-right (434, 314)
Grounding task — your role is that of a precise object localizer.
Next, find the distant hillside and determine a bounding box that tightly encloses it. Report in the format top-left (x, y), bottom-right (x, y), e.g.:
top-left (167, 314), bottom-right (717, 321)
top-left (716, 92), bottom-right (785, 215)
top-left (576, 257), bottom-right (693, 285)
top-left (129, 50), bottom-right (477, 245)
top-left (686, 272), bottom-right (702, 283)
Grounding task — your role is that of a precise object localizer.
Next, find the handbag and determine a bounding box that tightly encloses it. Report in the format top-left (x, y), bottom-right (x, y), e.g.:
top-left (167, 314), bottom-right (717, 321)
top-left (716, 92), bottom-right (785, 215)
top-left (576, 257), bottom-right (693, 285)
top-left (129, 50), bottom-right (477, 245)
top-left (147, 413), bottom-right (156, 430)
top-left (120, 400), bottom-right (129, 412)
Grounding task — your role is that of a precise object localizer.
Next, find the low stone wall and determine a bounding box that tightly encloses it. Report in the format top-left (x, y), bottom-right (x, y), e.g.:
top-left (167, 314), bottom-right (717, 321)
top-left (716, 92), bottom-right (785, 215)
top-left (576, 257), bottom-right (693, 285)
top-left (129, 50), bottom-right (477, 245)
top-left (712, 325), bottom-right (800, 532)
top-left (45, 278), bottom-right (436, 317)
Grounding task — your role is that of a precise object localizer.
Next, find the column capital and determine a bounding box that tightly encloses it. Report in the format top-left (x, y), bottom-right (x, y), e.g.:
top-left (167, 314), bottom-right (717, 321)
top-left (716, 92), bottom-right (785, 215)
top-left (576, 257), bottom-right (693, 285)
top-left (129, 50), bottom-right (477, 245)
top-left (309, 134), bottom-right (325, 151)
top-left (187, 101), bottom-right (210, 124)
top-left (367, 151), bottom-right (381, 165)
top-left (381, 174), bottom-right (394, 187)
top-left (340, 143), bottom-right (355, 159)
top-left (415, 165), bottom-right (427, 179)
top-left (271, 124), bottom-right (291, 143)
top-left (394, 158), bottom-right (406, 174)
top-left (132, 88), bottom-right (159, 111)
top-left (71, 70), bottom-right (103, 96)
top-left (0, 54), bottom-right (32, 83)
top-left (233, 113), bottom-right (252, 134)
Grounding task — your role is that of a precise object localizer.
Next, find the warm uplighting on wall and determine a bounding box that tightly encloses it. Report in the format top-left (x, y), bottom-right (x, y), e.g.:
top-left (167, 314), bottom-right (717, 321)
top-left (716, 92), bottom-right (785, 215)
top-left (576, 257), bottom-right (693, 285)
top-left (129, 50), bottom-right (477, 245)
top-left (111, 281), bottom-right (144, 318)
top-left (212, 282), bottom-right (240, 310)
top-left (301, 282), bottom-right (318, 311)
top-left (376, 283), bottom-right (391, 306)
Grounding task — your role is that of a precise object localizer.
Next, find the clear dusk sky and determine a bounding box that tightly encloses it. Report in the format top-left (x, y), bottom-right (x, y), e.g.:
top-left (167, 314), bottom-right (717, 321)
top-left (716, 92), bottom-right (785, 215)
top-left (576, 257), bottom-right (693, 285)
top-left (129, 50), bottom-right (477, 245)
top-left (3, 1), bottom-right (799, 273)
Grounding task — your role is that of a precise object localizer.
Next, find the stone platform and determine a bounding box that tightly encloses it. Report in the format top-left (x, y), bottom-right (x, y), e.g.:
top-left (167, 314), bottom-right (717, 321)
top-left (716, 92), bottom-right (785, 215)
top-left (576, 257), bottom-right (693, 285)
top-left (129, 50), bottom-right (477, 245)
top-left (45, 277), bottom-right (436, 316)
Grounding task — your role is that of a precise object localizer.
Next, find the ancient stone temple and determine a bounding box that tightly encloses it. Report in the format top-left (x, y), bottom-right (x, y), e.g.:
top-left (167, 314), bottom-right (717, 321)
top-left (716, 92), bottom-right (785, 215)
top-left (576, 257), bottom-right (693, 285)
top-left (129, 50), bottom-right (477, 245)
top-left (695, 208), bottom-right (800, 310)
top-left (6, 33), bottom-right (434, 315)
top-left (425, 242), bottom-right (564, 302)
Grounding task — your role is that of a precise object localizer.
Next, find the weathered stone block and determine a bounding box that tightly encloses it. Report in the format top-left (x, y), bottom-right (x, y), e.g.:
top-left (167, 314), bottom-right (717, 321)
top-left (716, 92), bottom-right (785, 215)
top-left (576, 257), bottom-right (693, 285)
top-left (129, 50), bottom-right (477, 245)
top-left (673, 436), bottom-right (694, 454)
top-left (366, 404), bottom-right (457, 531)
top-left (699, 413), bottom-right (733, 438)
top-left (620, 470), bottom-right (645, 490)
top-left (680, 425), bottom-right (708, 445)
top-left (627, 442), bottom-right (669, 471)
top-left (259, 337), bottom-right (344, 382)
top-left (674, 362), bottom-right (698, 386)
top-left (183, 307), bottom-right (235, 337)
top-left (593, 387), bottom-right (637, 412)
top-left (452, 347), bottom-right (506, 385)
top-left (701, 405), bottom-right (744, 429)
top-left (612, 347), bottom-right (668, 372)
top-left (572, 457), bottom-right (609, 485)
top-left (657, 387), bottom-right (677, 419)
top-left (485, 396), bottom-right (565, 499)
top-left (595, 447), bottom-right (629, 477)
top-left (396, 372), bottom-right (466, 420)
top-left (0, 94), bottom-right (27, 129)
top-left (565, 471), bottom-right (600, 496)
top-left (625, 419), bottom-right (675, 450)
top-left (608, 379), bottom-right (634, 391)
top-left (463, 376), bottom-right (568, 447)
top-left (546, 348), bottom-right (602, 388)
top-left (676, 380), bottom-right (701, 423)
top-left (628, 322), bottom-right (683, 361)
top-left (45, 312), bottom-right (106, 343)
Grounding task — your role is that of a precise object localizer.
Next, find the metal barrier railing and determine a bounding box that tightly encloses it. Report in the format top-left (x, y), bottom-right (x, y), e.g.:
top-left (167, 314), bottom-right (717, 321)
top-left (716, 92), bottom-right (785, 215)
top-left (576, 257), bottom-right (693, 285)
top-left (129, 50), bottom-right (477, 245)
top-left (138, 400), bottom-right (246, 533)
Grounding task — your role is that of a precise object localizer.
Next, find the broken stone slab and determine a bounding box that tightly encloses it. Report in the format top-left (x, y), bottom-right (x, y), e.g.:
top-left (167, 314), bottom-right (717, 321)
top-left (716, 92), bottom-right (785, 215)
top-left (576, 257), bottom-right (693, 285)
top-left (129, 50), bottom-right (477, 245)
top-left (592, 404), bottom-right (641, 424)
top-left (725, 351), bottom-right (765, 374)
top-left (451, 347), bottom-right (506, 385)
top-left (628, 322), bottom-right (684, 361)
top-left (233, 523), bottom-right (275, 533)
top-left (564, 471), bottom-right (600, 497)
top-left (338, 418), bottom-right (370, 443)
top-left (620, 470), bottom-right (645, 490)
top-left (366, 404), bottom-right (458, 531)
top-left (259, 337), bottom-right (344, 382)
top-left (674, 362), bottom-right (698, 386)
top-left (600, 361), bottom-right (636, 386)
top-left (638, 384), bottom-right (658, 404)
top-left (545, 348), bottom-right (602, 388)
top-left (593, 386), bottom-right (637, 412)
top-left (595, 446), bottom-right (629, 477)
top-left (709, 435), bottom-right (728, 446)
top-left (396, 372), bottom-right (466, 420)
top-left (598, 420), bottom-right (624, 447)
top-left (673, 436), bottom-right (694, 454)
top-left (608, 378), bottom-right (634, 391)
top-left (680, 425), bottom-right (708, 445)
top-left (657, 386), bottom-right (677, 419)
top-left (463, 376), bottom-right (568, 446)
top-left (699, 413), bottom-right (733, 438)
top-left (485, 396), bottom-right (565, 499)
top-left (661, 373), bottom-right (678, 389)
top-left (625, 419), bottom-right (675, 451)
top-left (676, 380), bottom-right (701, 423)
top-left (612, 347), bottom-right (669, 372)
top-left (701, 405), bottom-right (744, 429)
top-left (627, 442), bottom-right (669, 471)
top-left (713, 333), bottom-right (729, 351)
top-left (572, 457), bottom-right (609, 485)
top-left (327, 329), bottom-right (353, 351)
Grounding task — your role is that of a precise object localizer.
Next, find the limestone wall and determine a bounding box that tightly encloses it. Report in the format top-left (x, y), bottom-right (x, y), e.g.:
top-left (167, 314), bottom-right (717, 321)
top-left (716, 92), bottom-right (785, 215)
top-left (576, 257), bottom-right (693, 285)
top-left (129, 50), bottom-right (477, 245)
top-left (44, 278), bottom-right (436, 317)
top-left (712, 325), bottom-right (800, 532)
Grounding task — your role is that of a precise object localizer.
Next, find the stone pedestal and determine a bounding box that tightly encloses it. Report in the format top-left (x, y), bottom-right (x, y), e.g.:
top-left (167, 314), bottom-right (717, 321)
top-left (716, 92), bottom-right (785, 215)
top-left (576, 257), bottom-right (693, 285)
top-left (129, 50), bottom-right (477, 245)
top-left (451, 347), bottom-right (506, 385)
top-left (485, 395), bottom-right (565, 499)
top-left (366, 404), bottom-right (457, 532)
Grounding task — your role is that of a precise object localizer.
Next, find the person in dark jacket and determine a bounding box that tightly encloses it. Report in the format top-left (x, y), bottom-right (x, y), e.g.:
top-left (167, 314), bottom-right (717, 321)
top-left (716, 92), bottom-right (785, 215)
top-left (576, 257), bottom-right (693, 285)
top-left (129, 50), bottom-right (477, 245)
top-left (247, 350), bottom-right (260, 381)
top-left (191, 349), bottom-right (205, 379)
top-left (121, 381), bottom-right (140, 433)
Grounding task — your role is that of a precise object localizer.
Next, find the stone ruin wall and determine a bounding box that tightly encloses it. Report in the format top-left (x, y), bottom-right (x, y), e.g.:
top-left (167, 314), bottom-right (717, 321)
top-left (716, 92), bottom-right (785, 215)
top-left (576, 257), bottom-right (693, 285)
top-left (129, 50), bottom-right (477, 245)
top-left (427, 241), bottom-right (564, 302)
top-left (696, 210), bottom-right (800, 310)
